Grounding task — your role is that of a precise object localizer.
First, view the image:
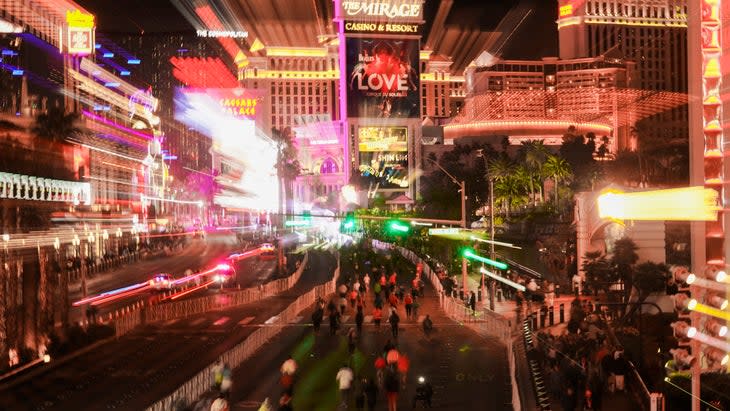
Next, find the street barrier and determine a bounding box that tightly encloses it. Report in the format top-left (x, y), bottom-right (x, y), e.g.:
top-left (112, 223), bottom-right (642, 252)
top-left (145, 256), bottom-right (340, 411)
top-left (110, 253), bottom-right (309, 338)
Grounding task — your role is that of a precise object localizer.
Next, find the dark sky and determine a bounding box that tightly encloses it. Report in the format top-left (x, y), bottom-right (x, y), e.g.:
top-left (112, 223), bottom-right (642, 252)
top-left (76, 0), bottom-right (557, 59)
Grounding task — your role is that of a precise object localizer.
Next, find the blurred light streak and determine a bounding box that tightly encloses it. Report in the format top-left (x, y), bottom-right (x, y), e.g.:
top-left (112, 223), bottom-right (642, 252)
top-left (168, 280), bottom-right (215, 300)
top-left (82, 110), bottom-right (153, 141)
top-left (597, 187), bottom-right (719, 221)
top-left (470, 235), bottom-right (522, 249)
top-left (78, 143), bottom-right (146, 163)
top-left (73, 281), bottom-right (148, 306)
top-left (480, 268), bottom-right (526, 291)
top-left (689, 301), bottom-right (730, 321)
top-left (90, 284), bottom-right (152, 306)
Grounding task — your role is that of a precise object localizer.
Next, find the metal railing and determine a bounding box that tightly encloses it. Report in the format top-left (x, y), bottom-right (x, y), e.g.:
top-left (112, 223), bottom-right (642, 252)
top-left (145, 256), bottom-right (340, 411)
top-left (67, 252), bottom-right (140, 283)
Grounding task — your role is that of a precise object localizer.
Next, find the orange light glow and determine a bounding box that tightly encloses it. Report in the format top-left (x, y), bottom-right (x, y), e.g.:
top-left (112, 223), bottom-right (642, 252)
top-left (597, 187), bottom-right (720, 221)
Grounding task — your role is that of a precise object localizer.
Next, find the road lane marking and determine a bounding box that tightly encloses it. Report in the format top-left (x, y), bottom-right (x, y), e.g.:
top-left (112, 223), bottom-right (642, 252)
top-left (213, 316), bottom-right (230, 326)
top-left (238, 316), bottom-right (255, 325)
top-left (264, 315), bottom-right (279, 324)
top-left (189, 317), bottom-right (207, 326)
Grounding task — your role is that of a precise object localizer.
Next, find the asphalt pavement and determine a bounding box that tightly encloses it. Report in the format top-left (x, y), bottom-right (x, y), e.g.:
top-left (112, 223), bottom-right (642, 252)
top-left (0, 251), bottom-right (337, 411)
top-left (214, 249), bottom-right (512, 411)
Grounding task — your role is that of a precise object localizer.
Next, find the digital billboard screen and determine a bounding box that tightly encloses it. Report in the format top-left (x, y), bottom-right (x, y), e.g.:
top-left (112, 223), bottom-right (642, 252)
top-left (346, 38), bottom-right (420, 118)
top-left (358, 126), bottom-right (409, 188)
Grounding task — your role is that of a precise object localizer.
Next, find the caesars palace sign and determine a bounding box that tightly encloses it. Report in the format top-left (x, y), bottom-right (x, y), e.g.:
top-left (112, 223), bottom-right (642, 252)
top-left (340, 1), bottom-right (422, 21)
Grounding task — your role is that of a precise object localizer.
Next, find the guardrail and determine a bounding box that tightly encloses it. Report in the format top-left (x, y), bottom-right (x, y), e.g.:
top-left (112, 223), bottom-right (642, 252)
top-left (145, 255), bottom-right (340, 411)
top-left (108, 253), bottom-right (309, 338)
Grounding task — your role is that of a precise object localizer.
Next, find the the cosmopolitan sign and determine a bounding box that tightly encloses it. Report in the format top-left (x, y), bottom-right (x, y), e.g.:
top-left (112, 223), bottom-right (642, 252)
top-left (340, 0), bottom-right (423, 22)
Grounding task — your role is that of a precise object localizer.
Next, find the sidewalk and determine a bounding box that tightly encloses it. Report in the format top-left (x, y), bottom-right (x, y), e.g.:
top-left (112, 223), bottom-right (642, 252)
top-left (490, 292), bottom-right (636, 411)
top-left (218, 250), bottom-right (512, 410)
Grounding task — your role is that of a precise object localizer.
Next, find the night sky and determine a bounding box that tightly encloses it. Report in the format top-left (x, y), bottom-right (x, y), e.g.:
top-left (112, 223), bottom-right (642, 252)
top-left (76, 0), bottom-right (558, 59)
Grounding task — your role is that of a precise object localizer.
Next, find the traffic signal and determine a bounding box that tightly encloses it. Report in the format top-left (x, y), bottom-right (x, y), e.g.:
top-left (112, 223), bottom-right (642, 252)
top-left (341, 212), bottom-right (356, 232)
top-left (386, 220), bottom-right (410, 235)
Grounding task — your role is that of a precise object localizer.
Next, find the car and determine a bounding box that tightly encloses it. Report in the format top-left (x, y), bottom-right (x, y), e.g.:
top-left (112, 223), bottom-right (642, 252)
top-left (213, 263), bottom-right (237, 288)
top-left (149, 273), bottom-right (174, 291)
top-left (259, 243), bottom-right (276, 260)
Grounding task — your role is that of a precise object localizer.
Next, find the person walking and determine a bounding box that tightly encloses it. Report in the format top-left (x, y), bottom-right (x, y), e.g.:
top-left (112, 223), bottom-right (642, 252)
top-left (330, 310), bottom-right (341, 336)
top-left (355, 307), bottom-right (364, 334)
top-left (364, 377), bottom-right (378, 410)
top-left (389, 310), bottom-right (400, 338)
top-left (404, 293), bottom-right (413, 319)
top-left (373, 306), bottom-right (382, 329)
top-left (384, 366), bottom-right (400, 411)
top-left (347, 328), bottom-right (358, 354)
top-left (355, 378), bottom-right (366, 411)
top-left (336, 364), bottom-right (355, 409)
top-left (468, 291), bottom-right (476, 315)
top-left (220, 364), bottom-right (232, 399)
top-left (312, 304), bottom-right (324, 333)
top-left (363, 273), bottom-right (371, 293)
top-left (412, 376), bottom-right (434, 408)
top-left (212, 359), bottom-right (224, 390)
top-left (422, 314), bottom-right (433, 338)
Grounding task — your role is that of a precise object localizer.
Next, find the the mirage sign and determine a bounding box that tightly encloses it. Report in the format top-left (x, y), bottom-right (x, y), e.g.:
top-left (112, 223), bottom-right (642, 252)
top-left (339, 0), bottom-right (423, 22)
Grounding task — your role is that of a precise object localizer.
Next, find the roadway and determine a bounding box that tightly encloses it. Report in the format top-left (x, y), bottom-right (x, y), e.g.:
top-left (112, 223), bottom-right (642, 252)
top-left (203, 248), bottom-right (513, 411)
top-left (68, 234), bottom-right (279, 322)
top-left (0, 251), bottom-right (336, 411)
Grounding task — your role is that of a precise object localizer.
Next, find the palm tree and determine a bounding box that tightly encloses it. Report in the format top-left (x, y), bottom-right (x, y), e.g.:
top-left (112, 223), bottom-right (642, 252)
top-left (488, 157), bottom-right (515, 182)
top-left (494, 175), bottom-right (526, 218)
top-left (31, 108), bottom-right (82, 149)
top-left (611, 237), bottom-right (639, 302)
top-left (543, 155), bottom-right (572, 207)
top-left (271, 127), bottom-right (301, 219)
top-left (521, 140), bottom-right (550, 205)
top-left (513, 165), bottom-right (532, 207)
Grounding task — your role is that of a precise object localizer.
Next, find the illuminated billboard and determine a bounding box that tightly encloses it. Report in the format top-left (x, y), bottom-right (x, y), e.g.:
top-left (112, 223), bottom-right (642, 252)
top-left (358, 126), bottom-right (407, 152)
top-left (339, 0), bottom-right (423, 22)
top-left (358, 127), bottom-right (409, 188)
top-left (174, 88), bottom-right (266, 126)
top-left (64, 10), bottom-right (95, 56)
top-left (346, 38), bottom-right (420, 118)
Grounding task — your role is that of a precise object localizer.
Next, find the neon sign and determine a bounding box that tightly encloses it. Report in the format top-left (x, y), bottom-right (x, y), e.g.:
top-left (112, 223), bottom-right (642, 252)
top-left (196, 30), bottom-right (248, 39)
top-left (65, 10), bottom-right (95, 55)
top-left (340, 1), bottom-right (422, 22)
top-left (559, 4), bottom-right (574, 17)
top-left (219, 98), bottom-right (258, 117)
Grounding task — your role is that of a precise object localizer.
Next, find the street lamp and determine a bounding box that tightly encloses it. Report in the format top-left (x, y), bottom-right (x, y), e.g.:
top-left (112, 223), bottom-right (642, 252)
top-left (425, 157), bottom-right (469, 297)
top-left (476, 149), bottom-right (497, 310)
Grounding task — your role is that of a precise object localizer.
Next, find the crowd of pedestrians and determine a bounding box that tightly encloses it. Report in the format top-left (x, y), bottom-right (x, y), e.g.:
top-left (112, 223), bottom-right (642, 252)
top-left (277, 246), bottom-right (435, 410)
top-left (531, 298), bottom-right (631, 411)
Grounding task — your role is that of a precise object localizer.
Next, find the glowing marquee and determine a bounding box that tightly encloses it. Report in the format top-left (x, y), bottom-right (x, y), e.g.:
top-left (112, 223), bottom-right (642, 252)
top-left (340, 0), bottom-right (423, 22)
top-left (559, 4), bottom-right (573, 17)
top-left (597, 187), bottom-right (720, 221)
top-left (65, 10), bottom-right (95, 56)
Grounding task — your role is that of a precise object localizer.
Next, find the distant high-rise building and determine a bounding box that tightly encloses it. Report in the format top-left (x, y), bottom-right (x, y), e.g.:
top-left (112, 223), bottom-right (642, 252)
top-left (557, 0), bottom-right (687, 92)
top-left (557, 0), bottom-right (688, 144)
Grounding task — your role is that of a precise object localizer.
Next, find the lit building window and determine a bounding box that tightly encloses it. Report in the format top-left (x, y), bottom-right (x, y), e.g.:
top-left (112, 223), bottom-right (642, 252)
top-left (320, 158), bottom-right (338, 174)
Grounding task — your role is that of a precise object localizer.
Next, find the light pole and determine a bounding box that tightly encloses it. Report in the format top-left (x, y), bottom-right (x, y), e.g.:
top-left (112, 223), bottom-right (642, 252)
top-left (426, 158), bottom-right (469, 297)
top-left (72, 234), bottom-right (84, 298)
top-left (477, 149), bottom-right (496, 310)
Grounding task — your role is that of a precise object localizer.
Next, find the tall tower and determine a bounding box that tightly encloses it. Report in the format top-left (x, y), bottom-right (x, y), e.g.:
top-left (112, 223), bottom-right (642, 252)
top-left (557, 0), bottom-right (687, 92)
